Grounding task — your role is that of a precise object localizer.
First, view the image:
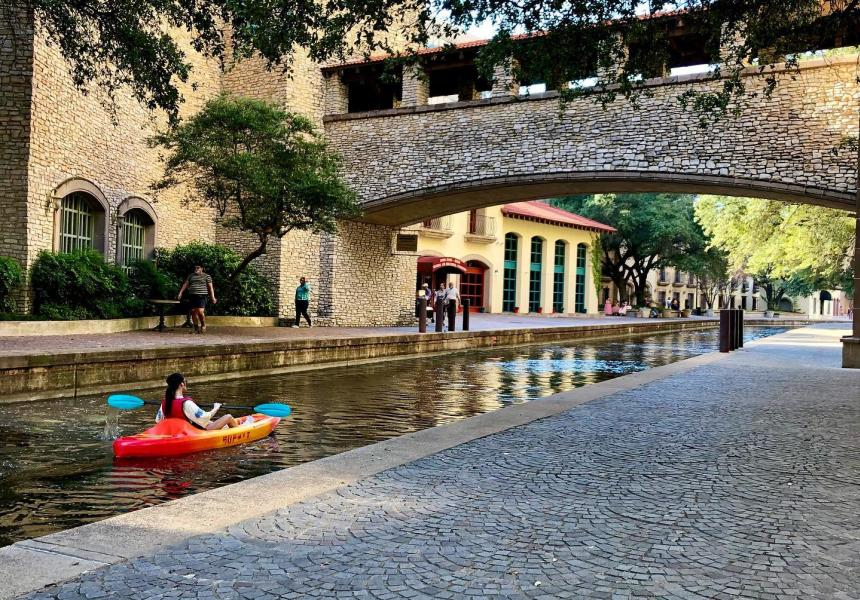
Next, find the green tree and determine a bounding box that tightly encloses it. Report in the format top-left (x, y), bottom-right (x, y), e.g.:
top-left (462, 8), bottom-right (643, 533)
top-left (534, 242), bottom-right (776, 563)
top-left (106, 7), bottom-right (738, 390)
top-left (695, 195), bottom-right (855, 296)
top-left (551, 193), bottom-right (707, 305)
top-left (150, 94), bottom-right (360, 279)
top-left (675, 245), bottom-right (730, 312)
top-left (12, 1), bottom-right (858, 121)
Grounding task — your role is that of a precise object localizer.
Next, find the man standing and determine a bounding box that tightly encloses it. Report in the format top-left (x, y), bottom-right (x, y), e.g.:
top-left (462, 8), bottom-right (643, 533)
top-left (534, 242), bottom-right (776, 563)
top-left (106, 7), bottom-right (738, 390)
top-left (446, 280), bottom-right (461, 330)
top-left (293, 276), bottom-right (312, 328)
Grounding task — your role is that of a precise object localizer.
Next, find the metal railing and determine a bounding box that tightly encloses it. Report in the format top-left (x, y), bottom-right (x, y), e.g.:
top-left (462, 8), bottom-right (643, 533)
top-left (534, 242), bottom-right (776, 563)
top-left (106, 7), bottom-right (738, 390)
top-left (418, 216), bottom-right (453, 232)
top-left (467, 214), bottom-right (496, 237)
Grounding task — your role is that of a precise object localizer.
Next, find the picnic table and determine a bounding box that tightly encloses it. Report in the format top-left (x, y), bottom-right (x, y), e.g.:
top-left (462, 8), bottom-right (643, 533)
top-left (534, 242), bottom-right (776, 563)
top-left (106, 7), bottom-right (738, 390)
top-left (148, 299), bottom-right (181, 332)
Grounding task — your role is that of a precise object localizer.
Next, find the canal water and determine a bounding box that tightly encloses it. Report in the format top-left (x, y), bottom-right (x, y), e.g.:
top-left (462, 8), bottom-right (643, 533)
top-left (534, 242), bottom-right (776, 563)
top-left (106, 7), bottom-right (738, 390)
top-left (0, 326), bottom-right (789, 547)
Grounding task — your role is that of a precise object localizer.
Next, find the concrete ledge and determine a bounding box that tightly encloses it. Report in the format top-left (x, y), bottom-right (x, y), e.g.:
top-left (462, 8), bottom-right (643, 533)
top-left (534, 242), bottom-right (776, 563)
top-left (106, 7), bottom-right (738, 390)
top-left (0, 319), bottom-right (813, 403)
top-left (0, 315), bottom-right (279, 337)
top-left (0, 337), bottom-right (733, 599)
top-left (842, 335), bottom-right (860, 368)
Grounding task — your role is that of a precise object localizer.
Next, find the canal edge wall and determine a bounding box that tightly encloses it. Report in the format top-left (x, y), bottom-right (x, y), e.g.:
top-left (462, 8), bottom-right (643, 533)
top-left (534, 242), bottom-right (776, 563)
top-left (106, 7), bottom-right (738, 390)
top-left (0, 318), bottom-right (811, 403)
top-left (0, 324), bottom-right (834, 600)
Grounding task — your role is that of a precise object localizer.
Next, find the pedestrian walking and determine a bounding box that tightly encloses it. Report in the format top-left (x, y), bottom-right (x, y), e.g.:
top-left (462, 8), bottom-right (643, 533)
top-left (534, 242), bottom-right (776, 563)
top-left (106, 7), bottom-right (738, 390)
top-left (435, 283), bottom-right (448, 327)
top-left (293, 276), bottom-right (312, 328)
top-left (446, 281), bottom-right (461, 311)
top-left (177, 265), bottom-right (216, 334)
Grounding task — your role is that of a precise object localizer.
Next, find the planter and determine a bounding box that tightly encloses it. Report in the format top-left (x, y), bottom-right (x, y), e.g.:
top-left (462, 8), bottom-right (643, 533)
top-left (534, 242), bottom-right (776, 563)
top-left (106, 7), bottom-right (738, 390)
top-left (638, 308), bottom-right (650, 318)
top-left (536, 307), bottom-right (543, 314)
top-left (763, 310), bottom-right (774, 318)
top-left (661, 309), bottom-right (674, 318)
top-left (705, 308), bottom-right (714, 317)
top-left (513, 307), bottom-right (519, 313)
top-left (681, 309), bottom-right (692, 318)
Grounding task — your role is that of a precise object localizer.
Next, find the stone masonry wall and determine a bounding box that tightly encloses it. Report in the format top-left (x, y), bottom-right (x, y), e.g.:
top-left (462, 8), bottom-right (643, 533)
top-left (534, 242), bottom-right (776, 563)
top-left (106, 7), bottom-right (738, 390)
top-left (324, 59), bottom-right (859, 220)
top-left (25, 26), bottom-right (223, 267)
top-left (324, 221), bottom-right (416, 327)
top-left (0, 6), bottom-right (34, 265)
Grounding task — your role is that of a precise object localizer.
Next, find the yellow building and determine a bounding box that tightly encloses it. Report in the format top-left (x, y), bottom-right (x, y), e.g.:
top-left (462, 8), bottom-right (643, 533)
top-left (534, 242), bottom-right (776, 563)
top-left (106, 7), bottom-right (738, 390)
top-left (410, 202), bottom-right (614, 315)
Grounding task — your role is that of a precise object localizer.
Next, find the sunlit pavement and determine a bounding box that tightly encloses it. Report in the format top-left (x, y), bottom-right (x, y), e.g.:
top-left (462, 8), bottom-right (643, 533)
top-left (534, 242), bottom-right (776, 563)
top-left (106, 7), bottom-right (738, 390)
top-left (0, 312), bottom-right (819, 358)
top-left (21, 323), bottom-right (860, 599)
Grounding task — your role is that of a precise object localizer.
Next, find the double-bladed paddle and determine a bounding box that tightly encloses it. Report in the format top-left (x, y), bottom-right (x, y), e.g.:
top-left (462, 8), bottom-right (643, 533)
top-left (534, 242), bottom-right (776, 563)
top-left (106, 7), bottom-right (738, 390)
top-left (107, 394), bottom-right (292, 418)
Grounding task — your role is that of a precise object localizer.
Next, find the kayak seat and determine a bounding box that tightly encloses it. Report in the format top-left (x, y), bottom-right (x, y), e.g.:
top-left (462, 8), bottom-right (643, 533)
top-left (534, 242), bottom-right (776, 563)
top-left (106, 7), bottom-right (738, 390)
top-left (146, 418), bottom-right (200, 437)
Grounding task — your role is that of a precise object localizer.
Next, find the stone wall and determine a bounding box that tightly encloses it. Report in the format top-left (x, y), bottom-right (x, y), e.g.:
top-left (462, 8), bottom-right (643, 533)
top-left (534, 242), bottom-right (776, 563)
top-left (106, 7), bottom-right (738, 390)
top-left (322, 221), bottom-right (416, 326)
top-left (23, 26), bottom-right (223, 267)
top-left (324, 59), bottom-right (859, 224)
top-left (0, 5), bottom-right (34, 265)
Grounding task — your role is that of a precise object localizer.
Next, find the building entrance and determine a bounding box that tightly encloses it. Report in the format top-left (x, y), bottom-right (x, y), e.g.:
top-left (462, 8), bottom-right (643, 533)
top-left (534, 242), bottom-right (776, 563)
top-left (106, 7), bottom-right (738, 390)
top-left (462, 260), bottom-right (488, 312)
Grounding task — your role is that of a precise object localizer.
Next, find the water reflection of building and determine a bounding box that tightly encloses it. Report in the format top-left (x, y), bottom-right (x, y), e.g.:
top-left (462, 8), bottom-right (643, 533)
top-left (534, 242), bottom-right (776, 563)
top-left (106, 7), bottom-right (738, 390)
top-left (409, 202), bottom-right (614, 315)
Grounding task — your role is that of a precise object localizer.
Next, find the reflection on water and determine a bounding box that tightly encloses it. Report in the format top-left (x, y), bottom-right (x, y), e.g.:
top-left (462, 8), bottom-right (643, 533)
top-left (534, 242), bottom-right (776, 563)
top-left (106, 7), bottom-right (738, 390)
top-left (0, 326), bottom-right (788, 546)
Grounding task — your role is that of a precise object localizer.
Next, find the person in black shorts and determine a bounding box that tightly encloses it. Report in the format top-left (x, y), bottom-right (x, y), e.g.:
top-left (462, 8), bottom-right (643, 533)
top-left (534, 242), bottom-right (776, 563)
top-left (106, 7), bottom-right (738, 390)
top-left (178, 265), bottom-right (217, 333)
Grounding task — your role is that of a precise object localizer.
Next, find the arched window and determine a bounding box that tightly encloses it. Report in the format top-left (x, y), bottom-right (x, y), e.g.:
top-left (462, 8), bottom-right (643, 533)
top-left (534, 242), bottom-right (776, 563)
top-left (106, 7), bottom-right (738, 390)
top-left (529, 236), bottom-right (543, 312)
top-left (552, 241), bottom-right (566, 313)
top-left (117, 198), bottom-right (158, 269)
top-left (59, 192), bottom-right (105, 253)
top-left (575, 243), bottom-right (588, 313)
top-left (503, 233), bottom-right (518, 312)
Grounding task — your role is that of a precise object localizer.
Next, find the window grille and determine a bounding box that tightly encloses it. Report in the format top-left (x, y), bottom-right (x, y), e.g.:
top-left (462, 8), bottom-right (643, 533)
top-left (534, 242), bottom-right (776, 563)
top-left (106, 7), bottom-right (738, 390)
top-left (59, 193), bottom-right (95, 253)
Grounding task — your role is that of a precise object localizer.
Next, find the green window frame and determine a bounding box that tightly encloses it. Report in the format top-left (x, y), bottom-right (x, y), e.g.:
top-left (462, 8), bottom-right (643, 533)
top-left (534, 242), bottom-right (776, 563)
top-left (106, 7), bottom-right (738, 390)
top-left (575, 243), bottom-right (587, 313)
top-left (503, 233), bottom-right (518, 312)
top-left (552, 240), bottom-right (565, 313)
top-left (529, 237), bottom-right (543, 312)
top-left (59, 193), bottom-right (95, 253)
top-left (121, 210), bottom-right (146, 270)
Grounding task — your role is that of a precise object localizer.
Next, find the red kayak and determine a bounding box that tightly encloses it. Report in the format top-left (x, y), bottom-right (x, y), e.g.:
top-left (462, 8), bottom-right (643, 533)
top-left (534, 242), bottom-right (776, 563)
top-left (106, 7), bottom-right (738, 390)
top-left (113, 414), bottom-right (280, 458)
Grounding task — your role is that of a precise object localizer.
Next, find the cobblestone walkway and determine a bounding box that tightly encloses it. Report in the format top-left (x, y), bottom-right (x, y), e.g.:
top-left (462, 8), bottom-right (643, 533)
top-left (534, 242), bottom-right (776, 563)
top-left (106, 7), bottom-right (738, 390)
top-left (25, 325), bottom-right (860, 599)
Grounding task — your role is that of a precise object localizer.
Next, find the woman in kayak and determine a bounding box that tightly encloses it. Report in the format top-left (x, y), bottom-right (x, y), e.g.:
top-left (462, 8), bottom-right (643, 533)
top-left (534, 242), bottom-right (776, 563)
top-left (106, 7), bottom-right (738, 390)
top-left (156, 373), bottom-right (243, 430)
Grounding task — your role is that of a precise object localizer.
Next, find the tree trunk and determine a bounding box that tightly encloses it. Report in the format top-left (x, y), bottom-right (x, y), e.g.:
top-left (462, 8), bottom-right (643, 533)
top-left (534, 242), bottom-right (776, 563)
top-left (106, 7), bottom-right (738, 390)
top-left (230, 236), bottom-right (268, 281)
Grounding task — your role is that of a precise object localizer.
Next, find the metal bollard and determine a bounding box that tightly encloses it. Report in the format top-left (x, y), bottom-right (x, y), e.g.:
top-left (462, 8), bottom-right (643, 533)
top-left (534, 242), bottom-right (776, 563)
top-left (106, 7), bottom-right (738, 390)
top-left (719, 309), bottom-right (730, 353)
top-left (731, 309), bottom-right (739, 350)
top-left (462, 299), bottom-right (470, 331)
top-left (435, 298), bottom-right (444, 332)
top-left (447, 300), bottom-right (456, 332)
top-left (418, 297), bottom-right (427, 333)
top-left (738, 309), bottom-right (744, 347)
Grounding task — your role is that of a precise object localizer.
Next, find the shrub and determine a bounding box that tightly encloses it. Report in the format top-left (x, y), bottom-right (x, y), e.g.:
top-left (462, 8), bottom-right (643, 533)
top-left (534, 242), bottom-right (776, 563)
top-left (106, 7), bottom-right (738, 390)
top-left (126, 260), bottom-right (179, 314)
top-left (154, 242), bottom-right (275, 316)
top-left (0, 256), bottom-right (24, 313)
top-left (30, 251), bottom-right (136, 320)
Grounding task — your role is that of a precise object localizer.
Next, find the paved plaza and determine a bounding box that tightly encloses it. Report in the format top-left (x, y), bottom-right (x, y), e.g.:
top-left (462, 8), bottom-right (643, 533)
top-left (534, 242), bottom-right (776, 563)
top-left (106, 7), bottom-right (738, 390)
top-left (20, 324), bottom-right (860, 599)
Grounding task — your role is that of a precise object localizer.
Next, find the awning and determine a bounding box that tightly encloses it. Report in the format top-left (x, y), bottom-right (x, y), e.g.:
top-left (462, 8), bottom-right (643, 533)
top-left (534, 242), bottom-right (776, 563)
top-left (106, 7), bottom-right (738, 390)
top-left (417, 256), bottom-right (468, 273)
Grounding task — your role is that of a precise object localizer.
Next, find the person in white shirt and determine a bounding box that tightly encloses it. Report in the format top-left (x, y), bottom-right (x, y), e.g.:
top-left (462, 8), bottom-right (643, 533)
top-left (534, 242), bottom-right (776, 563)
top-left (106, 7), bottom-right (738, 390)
top-left (446, 281), bottom-right (461, 309)
top-left (156, 373), bottom-right (249, 429)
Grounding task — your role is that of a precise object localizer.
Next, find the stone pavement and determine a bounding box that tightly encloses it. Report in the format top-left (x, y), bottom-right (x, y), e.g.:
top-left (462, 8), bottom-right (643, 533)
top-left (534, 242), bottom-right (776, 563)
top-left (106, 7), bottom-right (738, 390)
top-left (0, 313), bottom-right (823, 358)
top-left (22, 324), bottom-right (860, 599)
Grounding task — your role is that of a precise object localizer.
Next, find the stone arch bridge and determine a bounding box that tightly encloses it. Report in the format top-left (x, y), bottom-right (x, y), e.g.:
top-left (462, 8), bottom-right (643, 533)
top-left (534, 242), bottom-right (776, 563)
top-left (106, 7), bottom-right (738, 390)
top-left (323, 57), bottom-right (858, 226)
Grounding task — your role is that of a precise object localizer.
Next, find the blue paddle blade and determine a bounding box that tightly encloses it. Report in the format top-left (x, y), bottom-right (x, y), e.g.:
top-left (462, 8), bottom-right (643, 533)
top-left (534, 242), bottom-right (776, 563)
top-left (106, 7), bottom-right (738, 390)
top-left (253, 403), bottom-right (292, 418)
top-left (107, 394), bottom-right (145, 410)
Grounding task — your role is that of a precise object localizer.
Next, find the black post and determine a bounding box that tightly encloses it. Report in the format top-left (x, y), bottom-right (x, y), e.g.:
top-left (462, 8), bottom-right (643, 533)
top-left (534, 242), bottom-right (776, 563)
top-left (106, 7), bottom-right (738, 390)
top-left (719, 309), bottom-right (730, 353)
top-left (418, 297), bottom-right (427, 333)
top-left (435, 298), bottom-right (444, 332)
top-left (462, 299), bottom-right (470, 331)
top-left (737, 309), bottom-right (744, 348)
top-left (448, 300), bottom-right (456, 332)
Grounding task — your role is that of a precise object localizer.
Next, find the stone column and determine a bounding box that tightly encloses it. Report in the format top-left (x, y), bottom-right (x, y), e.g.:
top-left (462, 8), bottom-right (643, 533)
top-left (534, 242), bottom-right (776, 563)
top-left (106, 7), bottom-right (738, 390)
top-left (324, 72), bottom-right (349, 115)
top-left (491, 60), bottom-right (519, 98)
top-left (401, 65), bottom-right (429, 107)
top-left (843, 148), bottom-right (860, 368)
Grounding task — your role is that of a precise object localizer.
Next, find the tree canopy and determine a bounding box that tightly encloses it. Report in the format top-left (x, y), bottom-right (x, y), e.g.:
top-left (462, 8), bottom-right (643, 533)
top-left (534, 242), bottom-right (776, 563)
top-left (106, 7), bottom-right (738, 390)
top-left (695, 195), bottom-right (856, 295)
top-left (551, 193), bottom-right (707, 304)
top-left (150, 94), bottom-right (359, 279)
top-left (15, 0), bottom-right (860, 121)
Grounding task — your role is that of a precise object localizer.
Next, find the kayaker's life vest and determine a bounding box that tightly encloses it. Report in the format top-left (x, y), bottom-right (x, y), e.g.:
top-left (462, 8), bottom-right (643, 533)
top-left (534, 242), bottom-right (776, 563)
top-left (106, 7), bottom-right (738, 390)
top-left (160, 396), bottom-right (189, 421)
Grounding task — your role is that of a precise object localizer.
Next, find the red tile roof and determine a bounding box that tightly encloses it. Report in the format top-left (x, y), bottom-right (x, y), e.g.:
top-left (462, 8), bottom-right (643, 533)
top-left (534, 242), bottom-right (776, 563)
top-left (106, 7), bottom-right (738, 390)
top-left (501, 201), bottom-right (616, 233)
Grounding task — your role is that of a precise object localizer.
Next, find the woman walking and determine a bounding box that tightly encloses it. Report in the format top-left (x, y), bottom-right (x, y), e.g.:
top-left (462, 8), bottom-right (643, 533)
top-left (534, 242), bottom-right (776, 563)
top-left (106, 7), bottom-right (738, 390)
top-left (178, 265), bottom-right (217, 333)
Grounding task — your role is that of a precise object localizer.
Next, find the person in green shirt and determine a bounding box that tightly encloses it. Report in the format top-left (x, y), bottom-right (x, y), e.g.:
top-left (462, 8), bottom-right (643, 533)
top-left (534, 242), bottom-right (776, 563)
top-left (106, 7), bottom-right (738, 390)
top-left (293, 276), bottom-right (311, 328)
